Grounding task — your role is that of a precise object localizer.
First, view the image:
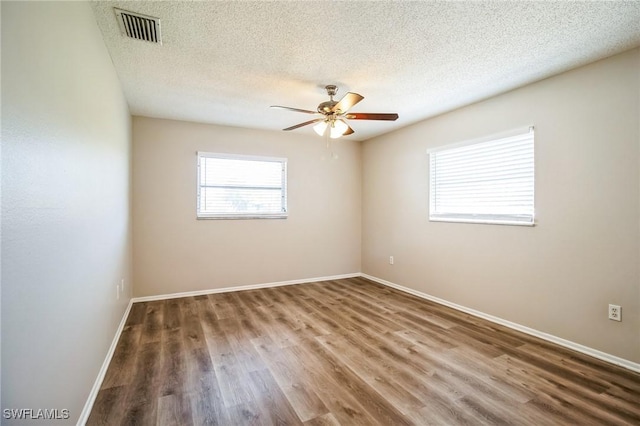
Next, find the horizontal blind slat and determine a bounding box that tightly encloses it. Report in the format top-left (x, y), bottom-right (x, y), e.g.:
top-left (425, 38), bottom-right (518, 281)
top-left (435, 169), bottom-right (533, 183)
top-left (435, 154), bottom-right (534, 171)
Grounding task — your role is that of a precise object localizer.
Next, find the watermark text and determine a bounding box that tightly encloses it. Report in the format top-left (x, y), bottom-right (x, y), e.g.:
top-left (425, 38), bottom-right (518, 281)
top-left (3, 408), bottom-right (70, 420)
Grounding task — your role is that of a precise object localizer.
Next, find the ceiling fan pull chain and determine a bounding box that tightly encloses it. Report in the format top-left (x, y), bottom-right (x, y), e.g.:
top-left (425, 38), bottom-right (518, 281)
top-left (326, 121), bottom-right (339, 159)
top-left (326, 124), bottom-right (331, 149)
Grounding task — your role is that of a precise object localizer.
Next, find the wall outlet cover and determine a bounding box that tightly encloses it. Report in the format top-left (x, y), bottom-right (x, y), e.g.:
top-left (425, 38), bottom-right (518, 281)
top-left (608, 304), bottom-right (621, 322)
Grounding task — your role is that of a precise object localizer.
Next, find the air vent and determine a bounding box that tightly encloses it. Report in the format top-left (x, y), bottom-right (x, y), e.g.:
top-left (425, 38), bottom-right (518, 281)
top-left (114, 8), bottom-right (161, 44)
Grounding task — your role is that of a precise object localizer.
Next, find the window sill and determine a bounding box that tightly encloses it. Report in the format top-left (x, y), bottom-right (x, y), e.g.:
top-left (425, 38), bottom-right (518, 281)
top-left (197, 214), bottom-right (288, 220)
top-left (429, 216), bottom-right (535, 227)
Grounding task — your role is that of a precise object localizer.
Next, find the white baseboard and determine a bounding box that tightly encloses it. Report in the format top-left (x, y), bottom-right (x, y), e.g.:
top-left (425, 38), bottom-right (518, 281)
top-left (361, 273), bottom-right (640, 374)
top-left (131, 273), bottom-right (361, 303)
top-left (77, 299), bottom-right (133, 426)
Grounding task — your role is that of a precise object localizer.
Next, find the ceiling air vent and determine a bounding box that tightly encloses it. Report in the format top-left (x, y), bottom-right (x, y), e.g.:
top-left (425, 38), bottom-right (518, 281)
top-left (114, 8), bottom-right (161, 44)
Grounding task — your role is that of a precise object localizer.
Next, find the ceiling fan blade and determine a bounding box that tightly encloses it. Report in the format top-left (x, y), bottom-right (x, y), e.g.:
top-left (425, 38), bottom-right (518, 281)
top-left (283, 118), bottom-right (324, 131)
top-left (271, 105), bottom-right (318, 114)
top-left (342, 124), bottom-right (355, 136)
top-left (345, 113), bottom-right (399, 121)
top-left (331, 92), bottom-right (364, 113)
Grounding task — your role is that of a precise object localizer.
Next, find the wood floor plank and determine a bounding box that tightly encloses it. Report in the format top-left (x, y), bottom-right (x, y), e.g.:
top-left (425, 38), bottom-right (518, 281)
top-left (184, 344), bottom-right (227, 425)
top-left (317, 327), bottom-right (463, 406)
top-left (247, 368), bottom-right (304, 425)
top-left (303, 412), bottom-right (341, 426)
top-left (179, 297), bottom-right (206, 349)
top-left (296, 338), bottom-right (414, 426)
top-left (86, 386), bottom-right (128, 425)
top-left (158, 328), bottom-right (185, 397)
top-left (251, 336), bottom-right (329, 422)
top-left (491, 353), bottom-right (636, 424)
top-left (316, 284), bottom-right (406, 333)
top-left (315, 333), bottom-right (427, 414)
top-left (121, 341), bottom-right (162, 424)
top-left (225, 403), bottom-right (261, 425)
top-left (205, 333), bottom-right (254, 409)
top-left (162, 298), bottom-right (182, 330)
top-left (101, 324), bottom-right (142, 389)
top-left (89, 278), bottom-right (640, 425)
top-left (156, 394), bottom-right (182, 426)
top-left (444, 346), bottom-right (537, 403)
top-left (197, 296), bottom-right (225, 337)
top-left (329, 279), bottom-right (400, 314)
top-left (286, 346), bottom-right (389, 426)
top-left (125, 302), bottom-right (147, 326)
top-left (159, 392), bottom-right (194, 426)
top-left (394, 328), bottom-right (457, 352)
top-left (520, 341), bottom-right (640, 395)
top-left (140, 301), bottom-right (165, 344)
top-left (279, 382), bottom-right (329, 423)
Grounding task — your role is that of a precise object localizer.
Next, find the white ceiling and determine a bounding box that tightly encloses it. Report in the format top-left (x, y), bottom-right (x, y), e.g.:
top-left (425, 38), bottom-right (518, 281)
top-left (91, 1), bottom-right (640, 141)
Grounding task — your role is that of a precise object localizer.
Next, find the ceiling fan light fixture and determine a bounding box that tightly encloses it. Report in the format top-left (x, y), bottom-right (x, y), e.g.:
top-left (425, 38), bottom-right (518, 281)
top-left (313, 120), bottom-right (328, 136)
top-left (330, 119), bottom-right (348, 139)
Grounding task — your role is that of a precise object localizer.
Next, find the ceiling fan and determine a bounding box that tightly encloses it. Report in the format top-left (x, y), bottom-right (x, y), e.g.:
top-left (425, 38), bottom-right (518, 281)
top-left (271, 85), bottom-right (399, 139)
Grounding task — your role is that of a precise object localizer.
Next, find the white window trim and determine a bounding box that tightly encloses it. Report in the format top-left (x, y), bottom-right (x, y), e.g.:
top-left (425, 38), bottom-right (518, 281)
top-left (197, 152), bottom-right (288, 220)
top-left (427, 126), bottom-right (534, 154)
top-left (428, 126), bottom-right (535, 227)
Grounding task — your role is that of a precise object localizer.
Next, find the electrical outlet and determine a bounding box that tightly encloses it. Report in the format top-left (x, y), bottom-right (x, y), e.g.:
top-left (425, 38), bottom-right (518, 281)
top-left (389, 256), bottom-right (394, 265)
top-left (608, 304), bottom-right (621, 322)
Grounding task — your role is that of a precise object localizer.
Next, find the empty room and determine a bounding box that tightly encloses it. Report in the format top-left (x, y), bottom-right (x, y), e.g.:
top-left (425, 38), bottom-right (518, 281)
top-left (2, 1), bottom-right (639, 425)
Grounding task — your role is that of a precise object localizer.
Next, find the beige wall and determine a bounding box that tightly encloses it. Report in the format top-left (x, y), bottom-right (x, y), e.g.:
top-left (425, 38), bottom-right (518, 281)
top-left (362, 48), bottom-right (640, 363)
top-left (132, 117), bottom-right (361, 297)
top-left (1, 1), bottom-right (132, 423)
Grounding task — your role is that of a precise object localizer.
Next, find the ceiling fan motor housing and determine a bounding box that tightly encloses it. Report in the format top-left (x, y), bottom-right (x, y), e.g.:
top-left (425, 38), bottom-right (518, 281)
top-left (318, 85), bottom-right (339, 114)
top-left (318, 101), bottom-right (338, 114)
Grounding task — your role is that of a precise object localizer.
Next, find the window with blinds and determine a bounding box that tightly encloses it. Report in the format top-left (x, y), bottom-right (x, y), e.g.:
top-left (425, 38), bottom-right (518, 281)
top-left (197, 153), bottom-right (287, 219)
top-left (429, 127), bottom-right (535, 226)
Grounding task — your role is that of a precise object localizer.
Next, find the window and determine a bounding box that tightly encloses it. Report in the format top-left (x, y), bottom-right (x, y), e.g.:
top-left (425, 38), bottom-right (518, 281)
top-left (197, 152), bottom-right (287, 219)
top-left (429, 127), bottom-right (534, 226)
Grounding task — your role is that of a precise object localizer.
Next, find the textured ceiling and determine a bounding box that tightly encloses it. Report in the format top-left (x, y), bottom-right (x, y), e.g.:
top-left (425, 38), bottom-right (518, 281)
top-left (91, 1), bottom-right (640, 141)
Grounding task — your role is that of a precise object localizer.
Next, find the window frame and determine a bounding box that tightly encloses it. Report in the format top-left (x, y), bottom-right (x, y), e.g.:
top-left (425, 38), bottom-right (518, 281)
top-left (428, 126), bottom-right (535, 227)
top-left (196, 152), bottom-right (288, 220)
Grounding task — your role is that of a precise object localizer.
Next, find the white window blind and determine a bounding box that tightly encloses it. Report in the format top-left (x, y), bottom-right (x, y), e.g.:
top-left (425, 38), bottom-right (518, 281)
top-left (429, 127), bottom-right (534, 226)
top-left (197, 152), bottom-right (287, 219)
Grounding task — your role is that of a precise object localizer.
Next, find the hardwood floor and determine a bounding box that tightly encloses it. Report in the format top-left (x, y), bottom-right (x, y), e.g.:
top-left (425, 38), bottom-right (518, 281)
top-left (87, 277), bottom-right (640, 425)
